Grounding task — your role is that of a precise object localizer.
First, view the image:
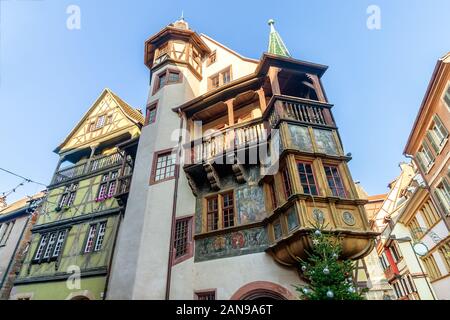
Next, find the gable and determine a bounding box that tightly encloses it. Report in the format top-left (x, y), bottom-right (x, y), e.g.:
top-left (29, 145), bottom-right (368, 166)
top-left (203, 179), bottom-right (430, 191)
top-left (56, 89), bottom-right (143, 153)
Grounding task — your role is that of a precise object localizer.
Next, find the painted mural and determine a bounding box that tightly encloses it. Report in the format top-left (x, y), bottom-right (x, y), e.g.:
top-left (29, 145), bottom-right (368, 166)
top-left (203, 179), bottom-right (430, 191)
top-left (236, 185), bottom-right (266, 225)
top-left (195, 227), bottom-right (268, 262)
top-left (313, 128), bottom-right (338, 155)
top-left (288, 124), bottom-right (313, 152)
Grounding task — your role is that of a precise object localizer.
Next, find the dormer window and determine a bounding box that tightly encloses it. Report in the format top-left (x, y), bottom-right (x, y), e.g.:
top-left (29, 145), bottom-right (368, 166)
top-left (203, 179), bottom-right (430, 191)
top-left (208, 66), bottom-right (232, 91)
top-left (207, 51), bottom-right (217, 66)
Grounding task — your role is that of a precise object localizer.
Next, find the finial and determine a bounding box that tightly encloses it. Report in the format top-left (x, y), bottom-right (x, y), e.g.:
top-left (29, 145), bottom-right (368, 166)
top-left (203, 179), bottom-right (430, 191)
top-left (268, 19), bottom-right (275, 32)
top-left (181, 10), bottom-right (184, 21)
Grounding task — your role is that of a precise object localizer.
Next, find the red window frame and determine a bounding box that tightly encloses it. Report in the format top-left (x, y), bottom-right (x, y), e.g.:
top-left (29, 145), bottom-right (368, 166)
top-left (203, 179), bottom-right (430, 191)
top-left (194, 289), bottom-right (216, 300)
top-left (173, 215), bottom-right (194, 265)
top-left (149, 149), bottom-right (177, 185)
top-left (145, 101), bottom-right (158, 125)
top-left (323, 165), bottom-right (346, 198)
top-left (296, 161), bottom-right (319, 196)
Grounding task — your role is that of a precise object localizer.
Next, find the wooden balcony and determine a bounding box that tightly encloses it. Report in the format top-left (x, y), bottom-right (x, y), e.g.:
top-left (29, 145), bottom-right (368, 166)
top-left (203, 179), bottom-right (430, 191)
top-left (264, 95), bottom-right (335, 129)
top-left (186, 118), bottom-right (267, 165)
top-left (51, 151), bottom-right (126, 185)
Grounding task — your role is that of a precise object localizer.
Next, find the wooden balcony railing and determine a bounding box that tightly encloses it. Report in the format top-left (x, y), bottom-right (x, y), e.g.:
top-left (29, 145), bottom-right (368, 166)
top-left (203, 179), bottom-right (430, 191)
top-left (188, 119), bottom-right (267, 164)
top-left (264, 95), bottom-right (335, 128)
top-left (51, 151), bottom-right (125, 185)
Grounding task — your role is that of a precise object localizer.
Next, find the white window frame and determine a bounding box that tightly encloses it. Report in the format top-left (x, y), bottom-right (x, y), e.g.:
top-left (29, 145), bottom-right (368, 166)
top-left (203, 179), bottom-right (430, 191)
top-left (94, 222), bottom-right (107, 251)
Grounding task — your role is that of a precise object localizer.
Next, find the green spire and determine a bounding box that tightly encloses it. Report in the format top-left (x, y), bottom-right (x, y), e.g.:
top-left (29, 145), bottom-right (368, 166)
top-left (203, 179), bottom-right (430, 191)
top-left (268, 19), bottom-right (290, 57)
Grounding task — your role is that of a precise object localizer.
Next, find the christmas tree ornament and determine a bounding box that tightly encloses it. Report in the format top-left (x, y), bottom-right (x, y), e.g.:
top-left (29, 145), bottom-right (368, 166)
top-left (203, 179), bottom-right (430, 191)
top-left (326, 290), bottom-right (334, 298)
top-left (301, 265), bottom-right (307, 271)
top-left (314, 230), bottom-right (321, 236)
top-left (302, 288), bottom-right (309, 294)
top-left (332, 253), bottom-right (338, 259)
top-left (323, 267), bottom-right (330, 275)
top-left (312, 239), bottom-right (319, 245)
top-left (348, 287), bottom-right (355, 293)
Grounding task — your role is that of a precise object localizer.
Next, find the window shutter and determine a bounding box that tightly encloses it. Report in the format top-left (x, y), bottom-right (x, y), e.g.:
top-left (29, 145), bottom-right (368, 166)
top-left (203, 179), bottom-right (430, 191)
top-left (434, 189), bottom-right (449, 215)
top-left (444, 87), bottom-right (450, 109)
top-left (434, 114), bottom-right (449, 141)
top-left (426, 131), bottom-right (440, 153)
top-left (415, 153), bottom-right (427, 173)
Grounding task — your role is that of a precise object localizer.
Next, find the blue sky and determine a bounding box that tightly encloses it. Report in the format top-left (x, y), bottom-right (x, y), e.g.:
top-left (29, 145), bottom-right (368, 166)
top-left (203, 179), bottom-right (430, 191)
top-left (1, 0), bottom-right (449, 203)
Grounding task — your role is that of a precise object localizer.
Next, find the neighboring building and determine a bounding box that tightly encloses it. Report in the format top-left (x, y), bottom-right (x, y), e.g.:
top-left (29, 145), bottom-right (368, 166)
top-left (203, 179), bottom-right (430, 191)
top-left (371, 163), bottom-right (437, 300)
top-left (107, 18), bottom-right (376, 300)
top-left (0, 192), bottom-right (45, 299)
top-left (403, 52), bottom-right (450, 300)
top-left (10, 89), bottom-right (143, 300)
top-left (353, 184), bottom-right (394, 300)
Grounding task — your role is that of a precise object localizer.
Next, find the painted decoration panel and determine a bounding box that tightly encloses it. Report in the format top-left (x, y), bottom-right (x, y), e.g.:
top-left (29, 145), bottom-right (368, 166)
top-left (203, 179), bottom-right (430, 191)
top-left (195, 227), bottom-right (268, 262)
top-left (313, 129), bottom-right (339, 155)
top-left (288, 125), bottom-right (313, 152)
top-left (236, 185), bottom-right (266, 225)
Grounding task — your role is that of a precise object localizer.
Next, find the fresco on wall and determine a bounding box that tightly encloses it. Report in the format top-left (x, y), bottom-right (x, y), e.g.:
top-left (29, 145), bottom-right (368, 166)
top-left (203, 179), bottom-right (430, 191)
top-left (313, 129), bottom-right (338, 155)
top-left (288, 125), bottom-right (313, 152)
top-left (195, 227), bottom-right (268, 262)
top-left (236, 185), bottom-right (266, 225)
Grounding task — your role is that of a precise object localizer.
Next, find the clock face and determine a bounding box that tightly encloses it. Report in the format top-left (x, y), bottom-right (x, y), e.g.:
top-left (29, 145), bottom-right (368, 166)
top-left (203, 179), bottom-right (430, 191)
top-left (413, 242), bottom-right (429, 256)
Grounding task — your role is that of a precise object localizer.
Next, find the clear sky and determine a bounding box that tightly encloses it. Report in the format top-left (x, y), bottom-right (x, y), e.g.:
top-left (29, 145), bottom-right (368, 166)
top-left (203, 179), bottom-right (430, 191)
top-left (1, 0), bottom-right (449, 203)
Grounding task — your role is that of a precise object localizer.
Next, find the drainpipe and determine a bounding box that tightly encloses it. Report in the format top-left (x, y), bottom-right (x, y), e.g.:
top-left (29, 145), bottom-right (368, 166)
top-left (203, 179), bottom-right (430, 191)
top-left (404, 154), bottom-right (450, 231)
top-left (165, 109), bottom-right (184, 300)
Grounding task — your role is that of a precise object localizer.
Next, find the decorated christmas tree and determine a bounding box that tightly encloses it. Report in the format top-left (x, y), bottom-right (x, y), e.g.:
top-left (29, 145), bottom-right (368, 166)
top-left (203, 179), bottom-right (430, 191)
top-left (295, 223), bottom-right (365, 300)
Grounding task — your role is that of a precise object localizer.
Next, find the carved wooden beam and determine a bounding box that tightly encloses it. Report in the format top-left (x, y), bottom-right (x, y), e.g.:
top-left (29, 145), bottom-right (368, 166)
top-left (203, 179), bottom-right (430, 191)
top-left (185, 171), bottom-right (199, 196)
top-left (203, 163), bottom-right (221, 191)
top-left (232, 162), bottom-right (247, 184)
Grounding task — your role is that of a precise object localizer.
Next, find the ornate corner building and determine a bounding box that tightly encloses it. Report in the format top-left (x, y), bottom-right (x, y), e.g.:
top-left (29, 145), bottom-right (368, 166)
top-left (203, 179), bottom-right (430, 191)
top-left (106, 18), bottom-right (376, 300)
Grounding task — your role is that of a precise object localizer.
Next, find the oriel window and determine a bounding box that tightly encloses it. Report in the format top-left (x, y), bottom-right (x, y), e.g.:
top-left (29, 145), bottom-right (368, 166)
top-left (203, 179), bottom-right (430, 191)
top-left (297, 162), bottom-right (318, 196)
top-left (323, 165), bottom-right (346, 198)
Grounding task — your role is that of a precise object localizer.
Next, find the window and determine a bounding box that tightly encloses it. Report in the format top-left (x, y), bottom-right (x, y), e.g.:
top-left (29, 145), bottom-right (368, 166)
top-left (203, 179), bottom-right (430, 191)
top-left (297, 162), bottom-right (318, 196)
top-left (435, 178), bottom-right (450, 215)
top-left (97, 171), bottom-right (118, 200)
top-left (150, 150), bottom-right (176, 184)
top-left (324, 165), bottom-right (346, 198)
top-left (282, 167), bottom-right (293, 199)
top-left (204, 192), bottom-right (235, 232)
top-left (419, 200), bottom-right (440, 228)
top-left (206, 196), bottom-right (219, 232)
top-left (443, 85), bottom-right (450, 109)
top-left (222, 192), bottom-right (235, 228)
top-left (408, 217), bottom-right (424, 240)
top-left (422, 255), bottom-right (442, 281)
top-left (84, 221), bottom-right (107, 253)
top-left (153, 69), bottom-right (182, 93)
top-left (145, 102), bottom-right (158, 125)
top-left (174, 217), bottom-right (193, 262)
top-left (268, 181), bottom-right (278, 210)
top-left (96, 115), bottom-right (106, 129)
top-left (379, 253), bottom-right (389, 270)
top-left (33, 230), bottom-right (67, 263)
top-left (0, 222), bottom-right (15, 246)
top-left (195, 290), bottom-right (216, 300)
top-left (207, 51), bottom-right (217, 66)
top-left (273, 219), bottom-right (283, 240)
top-left (438, 241), bottom-right (450, 273)
top-left (427, 115), bottom-right (448, 153)
top-left (390, 242), bottom-right (402, 263)
top-left (94, 222), bottom-right (107, 251)
top-left (421, 142), bottom-right (435, 168)
top-left (156, 42), bottom-right (169, 58)
top-left (208, 66), bottom-right (232, 90)
top-left (58, 183), bottom-right (78, 208)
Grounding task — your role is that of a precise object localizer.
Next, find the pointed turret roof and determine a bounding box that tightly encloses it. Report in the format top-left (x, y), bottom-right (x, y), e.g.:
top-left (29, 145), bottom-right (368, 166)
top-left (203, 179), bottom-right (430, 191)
top-left (267, 19), bottom-right (290, 57)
